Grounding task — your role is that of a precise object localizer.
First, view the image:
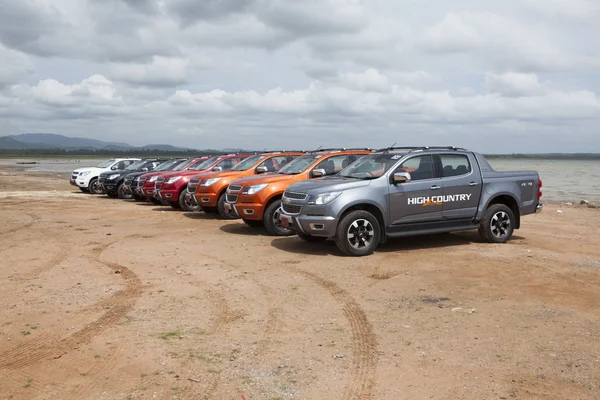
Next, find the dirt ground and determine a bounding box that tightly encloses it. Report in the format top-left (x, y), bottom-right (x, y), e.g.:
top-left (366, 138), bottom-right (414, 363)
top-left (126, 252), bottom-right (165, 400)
top-left (0, 167), bottom-right (599, 400)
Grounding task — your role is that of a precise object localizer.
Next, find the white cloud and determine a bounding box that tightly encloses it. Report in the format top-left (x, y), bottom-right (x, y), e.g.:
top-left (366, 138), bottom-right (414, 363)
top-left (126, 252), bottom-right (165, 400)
top-left (0, 0), bottom-right (599, 152)
top-left (485, 72), bottom-right (546, 97)
top-left (109, 56), bottom-right (191, 87)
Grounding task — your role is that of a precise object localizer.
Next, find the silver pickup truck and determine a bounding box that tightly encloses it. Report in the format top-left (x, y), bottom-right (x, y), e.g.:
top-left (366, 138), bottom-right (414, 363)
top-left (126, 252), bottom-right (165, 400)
top-left (279, 147), bottom-right (543, 256)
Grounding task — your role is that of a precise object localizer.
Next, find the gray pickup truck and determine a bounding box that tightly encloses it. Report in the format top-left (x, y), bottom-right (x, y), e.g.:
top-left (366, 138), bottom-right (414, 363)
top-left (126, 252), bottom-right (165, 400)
top-left (279, 147), bottom-right (543, 256)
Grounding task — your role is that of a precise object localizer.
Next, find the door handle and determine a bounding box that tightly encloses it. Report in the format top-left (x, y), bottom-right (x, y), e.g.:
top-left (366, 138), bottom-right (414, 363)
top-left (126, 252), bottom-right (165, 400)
top-left (469, 182), bottom-right (479, 186)
top-left (430, 185), bottom-right (441, 190)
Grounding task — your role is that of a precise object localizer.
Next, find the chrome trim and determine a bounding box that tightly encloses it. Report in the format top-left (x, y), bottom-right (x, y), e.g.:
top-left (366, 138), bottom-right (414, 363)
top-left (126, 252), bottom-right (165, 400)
top-left (535, 203), bottom-right (543, 214)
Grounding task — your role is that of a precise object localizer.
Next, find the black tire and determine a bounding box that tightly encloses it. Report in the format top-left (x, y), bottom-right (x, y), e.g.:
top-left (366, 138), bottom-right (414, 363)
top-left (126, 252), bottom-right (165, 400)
top-left (202, 206), bottom-right (218, 214)
top-left (79, 187), bottom-right (88, 192)
top-left (297, 231), bottom-right (327, 242)
top-left (88, 178), bottom-right (104, 194)
top-left (478, 204), bottom-right (515, 243)
top-left (150, 197), bottom-right (162, 205)
top-left (243, 219), bottom-right (263, 227)
top-left (334, 210), bottom-right (381, 256)
top-left (133, 194), bottom-right (146, 202)
top-left (264, 199), bottom-right (294, 236)
top-left (179, 189), bottom-right (200, 212)
top-left (106, 191), bottom-right (118, 198)
top-left (117, 183), bottom-right (132, 199)
top-left (217, 193), bottom-right (238, 219)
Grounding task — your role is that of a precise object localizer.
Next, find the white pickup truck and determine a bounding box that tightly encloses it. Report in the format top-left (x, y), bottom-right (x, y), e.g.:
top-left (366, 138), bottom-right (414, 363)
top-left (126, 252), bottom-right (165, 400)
top-left (70, 158), bottom-right (140, 194)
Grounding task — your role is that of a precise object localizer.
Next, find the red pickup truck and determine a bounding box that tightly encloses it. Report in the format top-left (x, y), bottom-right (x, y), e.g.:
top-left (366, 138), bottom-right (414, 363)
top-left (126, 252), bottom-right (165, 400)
top-left (154, 154), bottom-right (251, 209)
top-left (138, 157), bottom-right (212, 204)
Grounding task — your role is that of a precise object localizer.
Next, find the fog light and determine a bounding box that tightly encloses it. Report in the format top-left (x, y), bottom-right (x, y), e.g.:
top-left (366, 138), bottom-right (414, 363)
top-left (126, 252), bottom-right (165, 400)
top-left (310, 224), bottom-right (324, 230)
top-left (243, 209), bottom-right (254, 215)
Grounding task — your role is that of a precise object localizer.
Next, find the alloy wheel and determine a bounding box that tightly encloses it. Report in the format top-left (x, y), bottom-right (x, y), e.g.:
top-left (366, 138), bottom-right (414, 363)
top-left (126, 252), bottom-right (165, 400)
top-left (347, 219), bottom-right (375, 249)
top-left (491, 211), bottom-right (510, 239)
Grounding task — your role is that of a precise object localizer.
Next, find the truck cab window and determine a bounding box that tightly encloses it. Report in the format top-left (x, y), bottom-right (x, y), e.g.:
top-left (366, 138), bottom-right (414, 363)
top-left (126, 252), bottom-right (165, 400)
top-left (440, 155), bottom-right (471, 177)
top-left (397, 156), bottom-right (433, 181)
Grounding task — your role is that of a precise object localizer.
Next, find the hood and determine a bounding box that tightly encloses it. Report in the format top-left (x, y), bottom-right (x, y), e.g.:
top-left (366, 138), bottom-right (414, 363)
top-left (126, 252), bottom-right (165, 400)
top-left (286, 176), bottom-right (372, 194)
top-left (100, 169), bottom-right (139, 176)
top-left (196, 170), bottom-right (244, 181)
top-left (159, 169), bottom-right (209, 179)
top-left (124, 171), bottom-right (146, 179)
top-left (231, 173), bottom-right (292, 187)
top-left (73, 167), bottom-right (99, 174)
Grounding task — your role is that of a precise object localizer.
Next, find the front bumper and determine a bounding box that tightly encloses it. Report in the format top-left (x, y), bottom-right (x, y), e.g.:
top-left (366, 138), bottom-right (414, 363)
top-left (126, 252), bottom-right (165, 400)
top-left (279, 213), bottom-right (338, 238)
top-left (230, 203), bottom-right (264, 220)
top-left (194, 192), bottom-right (218, 208)
top-left (155, 189), bottom-right (177, 205)
top-left (70, 178), bottom-right (77, 186)
top-left (101, 181), bottom-right (119, 194)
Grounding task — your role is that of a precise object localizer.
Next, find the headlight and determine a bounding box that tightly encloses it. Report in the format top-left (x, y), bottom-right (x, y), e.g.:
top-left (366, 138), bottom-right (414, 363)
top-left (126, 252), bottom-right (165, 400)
top-left (311, 191), bottom-right (342, 205)
top-left (148, 176), bottom-right (158, 182)
top-left (242, 183), bottom-right (268, 195)
top-left (166, 176), bottom-right (182, 184)
top-left (200, 178), bottom-right (221, 187)
top-left (108, 174), bottom-right (120, 180)
top-left (80, 171), bottom-right (90, 176)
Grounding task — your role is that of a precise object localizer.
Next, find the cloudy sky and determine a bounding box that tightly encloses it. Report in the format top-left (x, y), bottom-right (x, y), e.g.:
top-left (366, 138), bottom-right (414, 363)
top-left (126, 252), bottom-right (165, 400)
top-left (1, 0), bottom-right (599, 153)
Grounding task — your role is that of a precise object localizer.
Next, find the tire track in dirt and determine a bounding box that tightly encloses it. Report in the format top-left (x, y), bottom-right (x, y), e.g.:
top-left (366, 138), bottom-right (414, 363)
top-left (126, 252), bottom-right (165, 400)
top-left (293, 269), bottom-right (378, 400)
top-left (10, 245), bottom-right (71, 281)
top-left (61, 241), bottom-right (143, 400)
top-left (0, 212), bottom-right (39, 237)
top-left (0, 241), bottom-right (142, 374)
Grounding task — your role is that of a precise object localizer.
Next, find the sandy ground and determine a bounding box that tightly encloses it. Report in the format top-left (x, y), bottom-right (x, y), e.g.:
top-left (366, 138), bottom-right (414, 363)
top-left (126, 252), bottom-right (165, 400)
top-left (0, 167), bottom-right (599, 400)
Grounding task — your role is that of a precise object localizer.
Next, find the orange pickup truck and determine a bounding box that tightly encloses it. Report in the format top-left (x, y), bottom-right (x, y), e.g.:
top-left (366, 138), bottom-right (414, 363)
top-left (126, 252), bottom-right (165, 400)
top-left (223, 149), bottom-right (373, 235)
top-left (186, 151), bottom-right (305, 215)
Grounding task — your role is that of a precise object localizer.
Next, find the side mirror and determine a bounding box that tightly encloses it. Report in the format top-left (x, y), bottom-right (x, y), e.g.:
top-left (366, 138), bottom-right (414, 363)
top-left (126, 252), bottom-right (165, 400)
top-left (111, 165), bottom-right (118, 170)
top-left (141, 168), bottom-right (149, 172)
top-left (212, 166), bottom-right (222, 172)
top-left (256, 166), bottom-right (268, 174)
top-left (393, 172), bottom-right (411, 184)
top-left (311, 168), bottom-right (326, 178)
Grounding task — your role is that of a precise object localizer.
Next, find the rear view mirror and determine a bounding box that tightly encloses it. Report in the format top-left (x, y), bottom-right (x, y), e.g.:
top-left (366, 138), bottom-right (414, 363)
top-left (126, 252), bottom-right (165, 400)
top-left (212, 166), bottom-right (222, 172)
top-left (311, 169), bottom-right (326, 178)
top-left (256, 166), bottom-right (268, 174)
top-left (142, 168), bottom-right (149, 172)
top-left (393, 172), bottom-right (411, 184)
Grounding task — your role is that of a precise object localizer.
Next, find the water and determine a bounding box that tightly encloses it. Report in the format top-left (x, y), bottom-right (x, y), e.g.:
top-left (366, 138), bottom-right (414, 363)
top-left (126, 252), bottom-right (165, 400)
top-left (487, 159), bottom-right (600, 203)
top-left (0, 157), bottom-right (598, 202)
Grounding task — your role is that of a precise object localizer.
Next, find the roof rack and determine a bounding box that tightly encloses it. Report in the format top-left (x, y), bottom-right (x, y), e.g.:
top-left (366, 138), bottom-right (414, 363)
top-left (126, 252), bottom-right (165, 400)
top-left (308, 147), bottom-right (373, 153)
top-left (376, 146), bottom-right (466, 153)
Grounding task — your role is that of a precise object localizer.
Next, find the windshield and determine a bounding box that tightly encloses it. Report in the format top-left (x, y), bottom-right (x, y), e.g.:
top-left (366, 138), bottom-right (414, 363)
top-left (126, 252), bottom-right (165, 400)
top-left (190, 156), bottom-right (219, 171)
top-left (339, 154), bottom-right (400, 179)
top-left (97, 159), bottom-right (117, 168)
top-left (154, 159), bottom-right (185, 172)
top-left (172, 159), bottom-right (193, 171)
top-left (125, 160), bottom-right (147, 170)
top-left (278, 155), bottom-right (318, 175)
top-left (231, 155), bottom-right (264, 171)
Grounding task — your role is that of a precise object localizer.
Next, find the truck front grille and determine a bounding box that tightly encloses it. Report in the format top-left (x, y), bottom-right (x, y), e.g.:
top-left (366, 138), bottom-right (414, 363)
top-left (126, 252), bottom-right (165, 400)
top-left (283, 191), bottom-right (307, 200)
top-left (155, 183), bottom-right (162, 190)
top-left (228, 185), bottom-right (242, 192)
top-left (226, 194), bottom-right (238, 203)
top-left (189, 178), bottom-right (200, 186)
top-left (124, 179), bottom-right (133, 186)
top-left (99, 176), bottom-right (106, 183)
top-left (71, 173), bottom-right (79, 180)
top-left (282, 204), bottom-right (302, 214)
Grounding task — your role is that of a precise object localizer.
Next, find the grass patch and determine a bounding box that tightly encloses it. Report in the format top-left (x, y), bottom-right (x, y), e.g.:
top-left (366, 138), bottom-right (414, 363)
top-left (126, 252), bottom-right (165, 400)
top-left (141, 372), bottom-right (148, 377)
top-left (20, 331), bottom-right (31, 336)
top-left (158, 330), bottom-right (183, 340)
top-left (94, 354), bottom-right (101, 359)
top-left (24, 379), bottom-right (32, 388)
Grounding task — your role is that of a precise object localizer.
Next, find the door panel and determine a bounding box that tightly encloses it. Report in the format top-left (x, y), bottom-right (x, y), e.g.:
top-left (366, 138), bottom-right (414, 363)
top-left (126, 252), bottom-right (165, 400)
top-left (437, 154), bottom-right (481, 220)
top-left (388, 155), bottom-right (443, 225)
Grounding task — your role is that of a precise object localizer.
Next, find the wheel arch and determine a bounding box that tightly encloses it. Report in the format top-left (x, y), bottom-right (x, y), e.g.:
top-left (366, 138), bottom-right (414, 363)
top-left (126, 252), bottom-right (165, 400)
top-left (338, 202), bottom-right (387, 243)
top-left (484, 194), bottom-right (521, 229)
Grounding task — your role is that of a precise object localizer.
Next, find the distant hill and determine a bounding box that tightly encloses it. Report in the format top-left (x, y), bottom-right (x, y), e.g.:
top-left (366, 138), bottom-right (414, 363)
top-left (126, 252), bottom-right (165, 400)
top-left (0, 133), bottom-right (194, 152)
top-left (7, 133), bottom-right (133, 149)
